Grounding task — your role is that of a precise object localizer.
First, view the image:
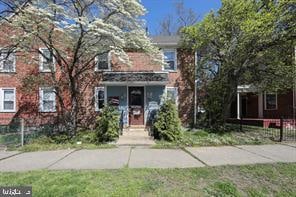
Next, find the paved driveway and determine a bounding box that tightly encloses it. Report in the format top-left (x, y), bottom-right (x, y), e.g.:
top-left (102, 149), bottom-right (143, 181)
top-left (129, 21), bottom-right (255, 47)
top-left (0, 144), bottom-right (295, 172)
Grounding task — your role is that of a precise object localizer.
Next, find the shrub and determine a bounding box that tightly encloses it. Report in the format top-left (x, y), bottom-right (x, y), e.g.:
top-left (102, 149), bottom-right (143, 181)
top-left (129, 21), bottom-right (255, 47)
top-left (153, 100), bottom-right (182, 141)
top-left (95, 105), bottom-right (120, 142)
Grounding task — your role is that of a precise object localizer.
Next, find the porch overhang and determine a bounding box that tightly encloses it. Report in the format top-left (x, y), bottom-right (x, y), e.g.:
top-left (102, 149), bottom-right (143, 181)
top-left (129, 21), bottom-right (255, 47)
top-left (101, 72), bottom-right (169, 85)
top-left (237, 85), bottom-right (257, 93)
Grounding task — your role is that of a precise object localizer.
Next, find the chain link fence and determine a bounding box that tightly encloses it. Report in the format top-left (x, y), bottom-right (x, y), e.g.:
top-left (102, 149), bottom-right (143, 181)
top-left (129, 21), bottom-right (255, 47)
top-left (0, 117), bottom-right (59, 148)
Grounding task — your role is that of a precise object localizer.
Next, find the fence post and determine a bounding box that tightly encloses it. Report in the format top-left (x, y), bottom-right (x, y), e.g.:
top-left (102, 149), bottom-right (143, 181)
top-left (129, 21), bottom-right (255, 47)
top-left (21, 118), bottom-right (24, 146)
top-left (240, 117), bottom-right (243, 132)
top-left (279, 117), bottom-right (283, 142)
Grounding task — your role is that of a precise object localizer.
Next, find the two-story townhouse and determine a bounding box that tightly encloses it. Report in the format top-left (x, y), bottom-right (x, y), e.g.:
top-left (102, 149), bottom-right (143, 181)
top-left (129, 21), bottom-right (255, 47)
top-left (0, 34), bottom-right (196, 128)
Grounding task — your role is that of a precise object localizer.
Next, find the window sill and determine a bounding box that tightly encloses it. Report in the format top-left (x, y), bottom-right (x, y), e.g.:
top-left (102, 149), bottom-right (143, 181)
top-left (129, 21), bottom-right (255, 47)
top-left (0, 110), bottom-right (16, 113)
top-left (163, 70), bottom-right (177, 73)
top-left (39, 71), bottom-right (56, 73)
top-left (0, 71), bottom-right (16, 74)
top-left (95, 69), bottom-right (111, 72)
top-left (39, 111), bottom-right (57, 113)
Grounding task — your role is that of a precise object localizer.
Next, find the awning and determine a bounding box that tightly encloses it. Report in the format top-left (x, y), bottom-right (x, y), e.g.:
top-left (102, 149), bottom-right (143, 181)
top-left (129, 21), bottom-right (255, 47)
top-left (102, 72), bottom-right (169, 85)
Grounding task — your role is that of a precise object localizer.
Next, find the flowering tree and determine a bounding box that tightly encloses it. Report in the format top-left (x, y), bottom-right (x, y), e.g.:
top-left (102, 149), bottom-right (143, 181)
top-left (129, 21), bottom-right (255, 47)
top-left (1, 0), bottom-right (160, 136)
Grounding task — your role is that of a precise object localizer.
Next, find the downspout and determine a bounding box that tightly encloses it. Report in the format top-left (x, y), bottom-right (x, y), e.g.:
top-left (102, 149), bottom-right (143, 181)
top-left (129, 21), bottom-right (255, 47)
top-left (194, 51), bottom-right (197, 127)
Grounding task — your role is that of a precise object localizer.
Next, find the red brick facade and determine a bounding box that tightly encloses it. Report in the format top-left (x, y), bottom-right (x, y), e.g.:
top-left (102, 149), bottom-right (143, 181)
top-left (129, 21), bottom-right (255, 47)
top-left (0, 34), bottom-right (196, 126)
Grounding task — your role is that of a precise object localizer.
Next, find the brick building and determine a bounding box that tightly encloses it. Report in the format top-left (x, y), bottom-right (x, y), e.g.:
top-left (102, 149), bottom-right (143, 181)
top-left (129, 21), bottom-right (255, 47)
top-left (0, 35), bottom-right (196, 127)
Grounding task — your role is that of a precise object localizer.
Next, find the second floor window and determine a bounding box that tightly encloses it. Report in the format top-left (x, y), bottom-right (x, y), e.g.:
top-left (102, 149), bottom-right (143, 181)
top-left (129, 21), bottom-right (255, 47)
top-left (0, 51), bottom-right (16, 72)
top-left (39, 48), bottom-right (55, 72)
top-left (0, 88), bottom-right (16, 112)
top-left (163, 49), bottom-right (177, 71)
top-left (95, 52), bottom-right (110, 71)
top-left (39, 87), bottom-right (56, 112)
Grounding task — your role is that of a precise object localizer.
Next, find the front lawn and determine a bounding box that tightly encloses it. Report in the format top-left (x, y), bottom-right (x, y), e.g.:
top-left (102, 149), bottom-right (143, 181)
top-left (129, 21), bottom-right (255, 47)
top-left (8, 131), bottom-right (116, 152)
top-left (154, 129), bottom-right (275, 149)
top-left (0, 163), bottom-right (295, 196)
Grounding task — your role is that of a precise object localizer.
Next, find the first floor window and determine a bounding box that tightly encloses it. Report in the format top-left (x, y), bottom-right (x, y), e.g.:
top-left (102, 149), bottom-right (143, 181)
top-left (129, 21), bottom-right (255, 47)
top-left (264, 92), bottom-right (277, 110)
top-left (40, 87), bottom-right (56, 112)
top-left (0, 50), bottom-right (16, 72)
top-left (95, 87), bottom-right (105, 111)
top-left (0, 88), bottom-right (16, 112)
top-left (166, 87), bottom-right (178, 105)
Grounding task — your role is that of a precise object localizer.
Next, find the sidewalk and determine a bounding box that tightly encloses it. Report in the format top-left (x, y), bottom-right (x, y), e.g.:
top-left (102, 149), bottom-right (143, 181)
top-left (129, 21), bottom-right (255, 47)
top-left (0, 144), bottom-right (295, 172)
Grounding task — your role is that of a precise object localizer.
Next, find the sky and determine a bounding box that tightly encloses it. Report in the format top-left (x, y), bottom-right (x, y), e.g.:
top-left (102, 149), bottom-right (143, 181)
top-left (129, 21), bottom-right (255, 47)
top-left (141, 0), bottom-right (222, 35)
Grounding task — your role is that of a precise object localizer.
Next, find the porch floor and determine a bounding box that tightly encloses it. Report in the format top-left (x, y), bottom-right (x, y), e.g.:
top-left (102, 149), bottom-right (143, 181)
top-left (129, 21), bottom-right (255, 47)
top-left (116, 128), bottom-right (155, 146)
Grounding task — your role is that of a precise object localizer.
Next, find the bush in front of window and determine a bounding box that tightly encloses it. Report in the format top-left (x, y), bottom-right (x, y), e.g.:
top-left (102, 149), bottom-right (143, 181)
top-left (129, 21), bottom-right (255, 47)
top-left (152, 99), bottom-right (182, 141)
top-left (95, 105), bottom-right (120, 142)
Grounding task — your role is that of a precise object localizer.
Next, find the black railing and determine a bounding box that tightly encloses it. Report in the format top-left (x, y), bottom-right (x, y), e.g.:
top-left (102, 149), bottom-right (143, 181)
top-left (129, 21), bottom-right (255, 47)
top-left (228, 117), bottom-right (296, 142)
top-left (119, 110), bottom-right (124, 135)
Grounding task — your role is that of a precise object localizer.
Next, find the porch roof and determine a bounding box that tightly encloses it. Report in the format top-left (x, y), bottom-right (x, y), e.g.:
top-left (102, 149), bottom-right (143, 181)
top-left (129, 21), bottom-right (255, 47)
top-left (237, 85), bottom-right (257, 93)
top-left (102, 72), bottom-right (169, 84)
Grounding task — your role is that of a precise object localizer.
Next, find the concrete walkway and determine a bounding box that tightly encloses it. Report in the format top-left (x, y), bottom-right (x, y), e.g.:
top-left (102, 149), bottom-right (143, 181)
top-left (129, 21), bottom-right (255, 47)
top-left (0, 144), bottom-right (295, 172)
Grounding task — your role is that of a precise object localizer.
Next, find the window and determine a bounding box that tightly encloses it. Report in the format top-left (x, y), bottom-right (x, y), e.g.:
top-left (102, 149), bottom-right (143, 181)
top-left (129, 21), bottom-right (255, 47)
top-left (0, 88), bottom-right (16, 112)
top-left (39, 87), bottom-right (56, 112)
top-left (163, 49), bottom-right (177, 71)
top-left (264, 93), bottom-right (277, 110)
top-left (95, 52), bottom-right (110, 71)
top-left (0, 50), bottom-right (16, 72)
top-left (39, 48), bottom-right (55, 72)
top-left (95, 87), bottom-right (105, 111)
top-left (166, 87), bottom-right (178, 105)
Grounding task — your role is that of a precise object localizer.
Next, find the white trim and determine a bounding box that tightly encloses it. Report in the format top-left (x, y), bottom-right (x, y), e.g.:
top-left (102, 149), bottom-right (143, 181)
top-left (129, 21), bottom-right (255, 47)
top-left (264, 92), bottom-right (278, 110)
top-left (39, 87), bottom-right (56, 112)
top-left (162, 48), bottom-right (177, 72)
top-left (39, 48), bottom-right (56, 73)
top-left (0, 49), bottom-right (16, 73)
top-left (0, 88), bottom-right (16, 112)
top-left (101, 81), bottom-right (167, 86)
top-left (95, 86), bottom-right (105, 112)
top-left (104, 71), bottom-right (168, 74)
top-left (165, 87), bottom-right (179, 106)
top-left (94, 51), bottom-right (111, 72)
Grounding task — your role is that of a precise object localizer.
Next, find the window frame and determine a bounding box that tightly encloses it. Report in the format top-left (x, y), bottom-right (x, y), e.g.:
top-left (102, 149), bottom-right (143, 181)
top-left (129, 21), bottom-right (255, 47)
top-left (95, 51), bottom-right (111, 72)
top-left (162, 49), bottom-right (177, 72)
top-left (0, 88), bottom-right (16, 112)
top-left (39, 48), bottom-right (56, 73)
top-left (95, 87), bottom-right (106, 111)
top-left (166, 87), bottom-right (178, 106)
top-left (0, 49), bottom-right (16, 73)
top-left (39, 87), bottom-right (56, 112)
top-left (264, 92), bottom-right (278, 110)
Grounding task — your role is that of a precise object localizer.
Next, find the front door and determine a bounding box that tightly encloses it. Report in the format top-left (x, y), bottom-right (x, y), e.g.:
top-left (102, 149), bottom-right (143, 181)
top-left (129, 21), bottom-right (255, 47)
top-left (129, 87), bottom-right (144, 125)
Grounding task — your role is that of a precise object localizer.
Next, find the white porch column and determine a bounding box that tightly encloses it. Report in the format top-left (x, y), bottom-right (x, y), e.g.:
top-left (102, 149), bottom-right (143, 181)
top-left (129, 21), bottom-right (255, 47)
top-left (258, 92), bottom-right (263, 118)
top-left (237, 92), bottom-right (241, 119)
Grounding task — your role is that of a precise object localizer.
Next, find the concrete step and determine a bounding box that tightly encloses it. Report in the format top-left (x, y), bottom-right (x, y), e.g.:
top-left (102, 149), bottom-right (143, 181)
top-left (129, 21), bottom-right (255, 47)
top-left (117, 127), bottom-right (155, 146)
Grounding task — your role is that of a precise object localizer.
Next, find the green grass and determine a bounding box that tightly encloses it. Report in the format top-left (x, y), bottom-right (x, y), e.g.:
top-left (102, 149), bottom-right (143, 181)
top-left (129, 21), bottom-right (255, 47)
top-left (0, 163), bottom-right (295, 196)
top-left (153, 129), bottom-right (276, 149)
top-left (8, 131), bottom-right (116, 152)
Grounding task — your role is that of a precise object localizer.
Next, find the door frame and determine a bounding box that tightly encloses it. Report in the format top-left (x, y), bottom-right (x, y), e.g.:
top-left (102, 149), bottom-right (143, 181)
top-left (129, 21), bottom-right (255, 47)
top-left (127, 85), bottom-right (146, 126)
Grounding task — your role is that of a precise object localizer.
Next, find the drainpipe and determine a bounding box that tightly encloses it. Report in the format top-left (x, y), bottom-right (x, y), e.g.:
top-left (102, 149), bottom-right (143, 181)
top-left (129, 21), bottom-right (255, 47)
top-left (194, 51), bottom-right (198, 126)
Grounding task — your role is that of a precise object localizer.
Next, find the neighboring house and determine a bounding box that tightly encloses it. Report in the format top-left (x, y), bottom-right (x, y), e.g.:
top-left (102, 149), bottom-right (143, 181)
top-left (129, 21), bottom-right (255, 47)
top-left (0, 35), bottom-right (196, 127)
top-left (230, 85), bottom-right (296, 119)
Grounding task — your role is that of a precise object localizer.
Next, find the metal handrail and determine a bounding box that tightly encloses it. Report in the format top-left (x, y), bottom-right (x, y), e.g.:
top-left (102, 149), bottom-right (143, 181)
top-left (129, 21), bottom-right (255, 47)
top-left (119, 110), bottom-right (124, 135)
